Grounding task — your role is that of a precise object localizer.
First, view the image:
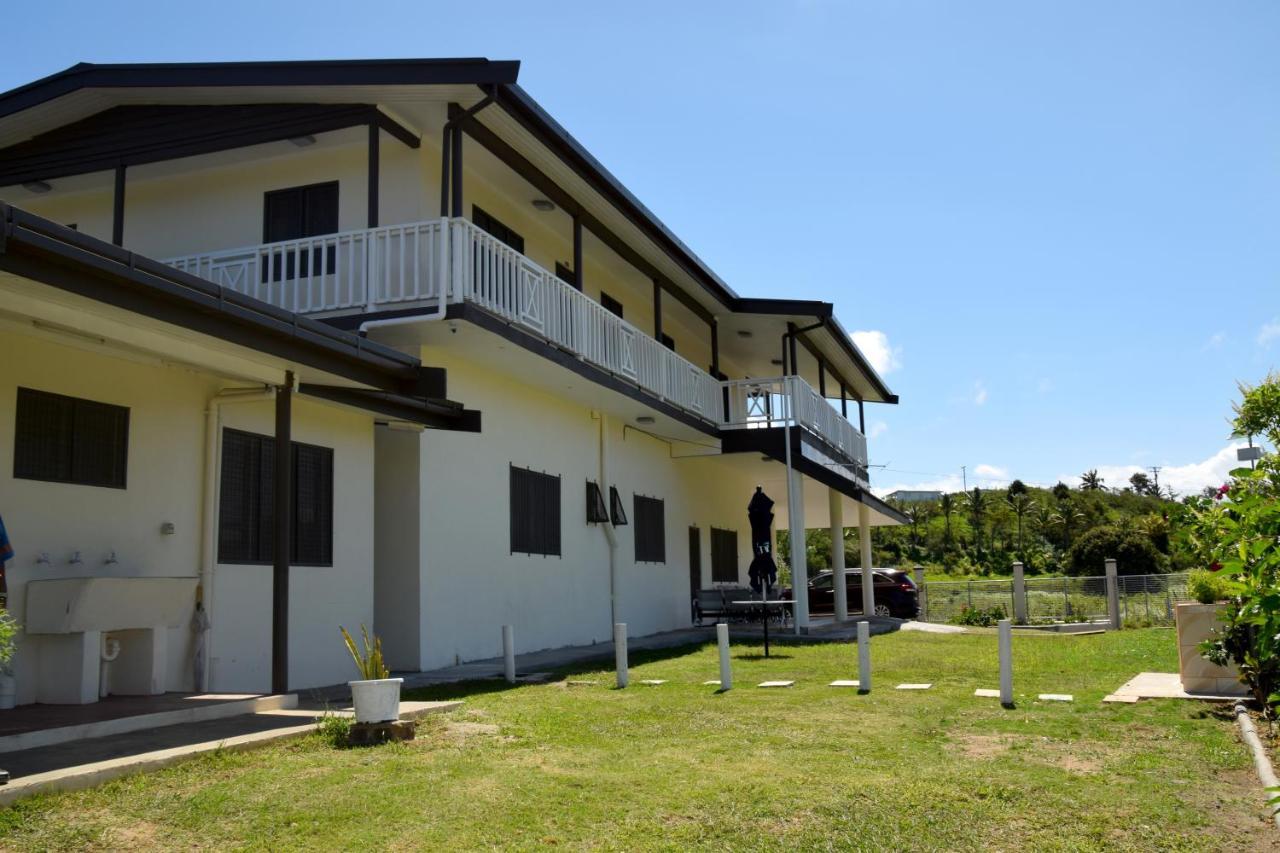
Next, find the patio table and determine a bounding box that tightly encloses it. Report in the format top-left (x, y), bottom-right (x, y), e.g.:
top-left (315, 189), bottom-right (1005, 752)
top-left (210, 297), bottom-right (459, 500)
top-left (729, 599), bottom-right (794, 658)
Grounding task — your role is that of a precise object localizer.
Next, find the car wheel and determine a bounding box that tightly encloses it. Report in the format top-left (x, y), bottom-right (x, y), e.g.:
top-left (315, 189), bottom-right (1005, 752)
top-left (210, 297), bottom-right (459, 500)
top-left (874, 604), bottom-right (892, 618)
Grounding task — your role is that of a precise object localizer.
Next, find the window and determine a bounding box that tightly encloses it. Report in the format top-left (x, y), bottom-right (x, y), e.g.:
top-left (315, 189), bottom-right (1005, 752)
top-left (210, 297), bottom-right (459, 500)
top-left (711, 528), bottom-right (739, 583)
top-left (217, 428), bottom-right (334, 566)
top-left (262, 181), bottom-right (339, 282)
top-left (14, 388), bottom-right (129, 488)
top-left (600, 292), bottom-right (624, 318)
top-left (473, 206), bottom-right (525, 254)
top-left (511, 465), bottom-right (560, 556)
top-left (661, 333), bottom-right (676, 351)
top-left (633, 495), bottom-right (665, 563)
top-left (586, 481), bottom-right (609, 524)
top-left (609, 486), bottom-right (628, 526)
top-left (555, 262), bottom-right (580, 290)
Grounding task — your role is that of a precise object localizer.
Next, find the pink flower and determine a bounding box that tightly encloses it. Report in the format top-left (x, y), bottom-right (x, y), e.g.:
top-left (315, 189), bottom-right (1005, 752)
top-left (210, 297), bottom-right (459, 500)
top-left (1210, 562), bottom-right (1223, 573)
top-left (1215, 484), bottom-right (1230, 500)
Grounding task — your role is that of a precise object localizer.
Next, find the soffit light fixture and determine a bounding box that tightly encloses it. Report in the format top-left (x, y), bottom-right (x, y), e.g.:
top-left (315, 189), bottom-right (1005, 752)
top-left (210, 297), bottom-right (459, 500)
top-left (532, 198), bottom-right (556, 212)
top-left (22, 180), bottom-right (52, 194)
top-left (736, 329), bottom-right (753, 338)
top-left (289, 135), bottom-right (317, 147)
top-left (636, 415), bottom-right (656, 425)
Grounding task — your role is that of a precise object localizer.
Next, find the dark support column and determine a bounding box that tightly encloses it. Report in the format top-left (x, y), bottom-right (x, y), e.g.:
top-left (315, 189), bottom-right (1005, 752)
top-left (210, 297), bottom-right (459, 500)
top-left (573, 216), bottom-right (583, 291)
top-left (653, 279), bottom-right (663, 341)
top-left (786, 323), bottom-right (799, 377)
top-left (841, 384), bottom-right (848, 417)
top-left (367, 123), bottom-right (380, 228)
top-left (450, 125), bottom-right (464, 218)
top-left (818, 361), bottom-right (826, 397)
top-left (272, 372), bottom-right (294, 696)
top-left (439, 124), bottom-right (452, 216)
top-left (858, 399), bottom-right (866, 434)
top-left (112, 164), bottom-right (126, 246)
top-left (710, 321), bottom-right (720, 377)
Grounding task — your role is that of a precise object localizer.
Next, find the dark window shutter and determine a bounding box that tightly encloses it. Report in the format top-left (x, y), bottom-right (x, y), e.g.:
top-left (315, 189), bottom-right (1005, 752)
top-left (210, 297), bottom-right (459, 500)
top-left (600, 292), bottom-right (624, 318)
top-left (711, 528), bottom-right (739, 583)
top-left (262, 181), bottom-right (339, 281)
top-left (14, 388), bottom-right (128, 488)
top-left (292, 443), bottom-right (334, 566)
top-left (586, 481), bottom-right (609, 523)
top-left (473, 206), bottom-right (525, 254)
top-left (633, 495), bottom-right (666, 563)
top-left (609, 486), bottom-right (628, 526)
top-left (511, 466), bottom-right (561, 556)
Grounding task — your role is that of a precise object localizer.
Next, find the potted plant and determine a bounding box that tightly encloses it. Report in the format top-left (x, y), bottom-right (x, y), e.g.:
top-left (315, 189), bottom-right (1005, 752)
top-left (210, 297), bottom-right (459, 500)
top-left (1174, 570), bottom-right (1246, 696)
top-left (0, 612), bottom-right (18, 710)
top-left (340, 625), bottom-right (402, 724)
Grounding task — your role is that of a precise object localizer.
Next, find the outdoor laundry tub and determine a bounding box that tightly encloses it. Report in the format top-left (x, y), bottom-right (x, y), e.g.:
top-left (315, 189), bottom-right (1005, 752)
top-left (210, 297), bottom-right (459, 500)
top-left (1175, 602), bottom-right (1247, 697)
top-left (24, 577), bottom-right (197, 704)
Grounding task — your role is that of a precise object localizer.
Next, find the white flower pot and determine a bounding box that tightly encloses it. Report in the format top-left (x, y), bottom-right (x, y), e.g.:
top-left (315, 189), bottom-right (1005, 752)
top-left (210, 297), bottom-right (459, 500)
top-left (349, 677), bottom-right (403, 723)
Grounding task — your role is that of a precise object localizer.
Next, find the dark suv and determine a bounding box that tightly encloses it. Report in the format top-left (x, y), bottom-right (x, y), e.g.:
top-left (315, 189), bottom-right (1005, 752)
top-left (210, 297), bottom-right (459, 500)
top-left (806, 568), bottom-right (919, 618)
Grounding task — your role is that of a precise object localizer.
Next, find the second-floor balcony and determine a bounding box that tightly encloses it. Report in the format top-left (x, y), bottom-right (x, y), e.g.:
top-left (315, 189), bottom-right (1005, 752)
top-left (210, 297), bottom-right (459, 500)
top-left (164, 217), bottom-right (868, 481)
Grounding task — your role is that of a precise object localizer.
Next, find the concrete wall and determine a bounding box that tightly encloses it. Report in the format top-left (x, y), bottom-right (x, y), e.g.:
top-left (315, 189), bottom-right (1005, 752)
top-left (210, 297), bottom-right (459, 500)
top-left (0, 329), bottom-right (377, 701)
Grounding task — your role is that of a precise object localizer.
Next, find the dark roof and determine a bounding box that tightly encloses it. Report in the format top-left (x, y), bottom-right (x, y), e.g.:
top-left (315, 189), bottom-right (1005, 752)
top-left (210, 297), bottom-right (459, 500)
top-left (0, 202), bottom-right (479, 431)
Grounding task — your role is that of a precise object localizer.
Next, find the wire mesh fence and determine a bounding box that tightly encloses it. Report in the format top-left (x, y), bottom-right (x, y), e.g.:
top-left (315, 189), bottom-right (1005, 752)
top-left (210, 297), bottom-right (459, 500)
top-left (920, 572), bottom-right (1190, 626)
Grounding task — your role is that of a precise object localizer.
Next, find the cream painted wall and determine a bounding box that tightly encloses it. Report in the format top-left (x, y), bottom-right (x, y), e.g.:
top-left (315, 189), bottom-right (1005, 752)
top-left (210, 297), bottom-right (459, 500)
top-left (373, 426), bottom-right (423, 671)
top-left (408, 347), bottom-right (760, 670)
top-left (0, 330), bottom-right (378, 701)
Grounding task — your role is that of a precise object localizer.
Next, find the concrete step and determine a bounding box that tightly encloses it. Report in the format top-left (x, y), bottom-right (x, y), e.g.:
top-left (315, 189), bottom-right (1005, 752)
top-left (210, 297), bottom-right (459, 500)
top-left (0, 693), bottom-right (297, 754)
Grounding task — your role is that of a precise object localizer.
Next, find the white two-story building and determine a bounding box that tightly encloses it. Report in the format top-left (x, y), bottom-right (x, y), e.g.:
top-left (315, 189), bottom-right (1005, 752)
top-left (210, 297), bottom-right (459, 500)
top-left (0, 58), bottom-right (904, 703)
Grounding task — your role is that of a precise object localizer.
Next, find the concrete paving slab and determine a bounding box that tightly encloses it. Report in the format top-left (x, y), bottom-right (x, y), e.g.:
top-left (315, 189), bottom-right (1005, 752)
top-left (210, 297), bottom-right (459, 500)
top-left (758, 681), bottom-right (795, 688)
top-left (829, 680), bottom-right (860, 687)
top-left (896, 683), bottom-right (933, 690)
top-left (639, 679), bottom-right (667, 685)
top-left (1109, 671), bottom-right (1241, 703)
top-left (1102, 693), bottom-right (1140, 704)
top-left (703, 680), bottom-right (721, 686)
top-left (974, 689), bottom-right (1000, 698)
top-left (1039, 694), bottom-right (1074, 702)
top-left (900, 621), bottom-right (966, 634)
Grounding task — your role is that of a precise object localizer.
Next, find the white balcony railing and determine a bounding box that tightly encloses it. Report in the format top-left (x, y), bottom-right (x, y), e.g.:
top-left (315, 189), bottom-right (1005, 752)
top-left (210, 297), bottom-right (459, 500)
top-left (163, 218), bottom-right (868, 471)
top-left (722, 376), bottom-right (869, 478)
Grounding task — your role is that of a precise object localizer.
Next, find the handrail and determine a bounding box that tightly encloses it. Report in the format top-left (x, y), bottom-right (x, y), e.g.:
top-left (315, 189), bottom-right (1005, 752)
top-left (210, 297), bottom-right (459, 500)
top-left (722, 375), bottom-right (868, 474)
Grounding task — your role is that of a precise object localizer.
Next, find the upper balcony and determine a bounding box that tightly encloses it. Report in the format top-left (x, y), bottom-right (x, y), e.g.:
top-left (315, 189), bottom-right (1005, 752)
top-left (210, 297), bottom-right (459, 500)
top-left (163, 216), bottom-right (869, 483)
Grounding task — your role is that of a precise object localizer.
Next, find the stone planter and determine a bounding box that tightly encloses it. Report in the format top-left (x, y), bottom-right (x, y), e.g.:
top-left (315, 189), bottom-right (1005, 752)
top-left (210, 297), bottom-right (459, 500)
top-left (1175, 603), bottom-right (1247, 696)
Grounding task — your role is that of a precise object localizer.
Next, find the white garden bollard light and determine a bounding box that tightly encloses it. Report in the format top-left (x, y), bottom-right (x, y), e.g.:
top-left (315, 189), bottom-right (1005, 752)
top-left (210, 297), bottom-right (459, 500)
top-left (998, 618), bottom-right (1013, 707)
top-left (857, 620), bottom-right (871, 693)
top-left (614, 622), bottom-right (629, 688)
top-left (716, 623), bottom-right (732, 690)
top-left (502, 624), bottom-right (516, 684)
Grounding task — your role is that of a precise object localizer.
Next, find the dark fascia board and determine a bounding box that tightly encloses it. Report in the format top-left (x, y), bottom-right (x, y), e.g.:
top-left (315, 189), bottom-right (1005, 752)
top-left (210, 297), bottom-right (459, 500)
top-left (299, 384), bottom-right (480, 432)
top-left (494, 83), bottom-right (740, 312)
top-left (0, 203), bottom-right (473, 412)
top-left (0, 59), bottom-right (521, 121)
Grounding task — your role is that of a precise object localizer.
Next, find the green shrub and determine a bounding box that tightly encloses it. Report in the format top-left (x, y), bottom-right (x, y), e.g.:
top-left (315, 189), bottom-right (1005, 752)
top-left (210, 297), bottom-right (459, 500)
top-left (0, 611), bottom-right (19, 672)
top-left (315, 712), bottom-right (352, 748)
top-left (954, 604), bottom-right (1007, 627)
top-left (1065, 525), bottom-right (1166, 576)
top-left (1187, 569), bottom-right (1232, 604)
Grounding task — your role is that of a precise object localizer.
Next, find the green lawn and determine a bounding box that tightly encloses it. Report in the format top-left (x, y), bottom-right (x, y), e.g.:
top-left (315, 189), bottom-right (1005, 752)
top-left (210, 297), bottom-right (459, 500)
top-left (1, 629), bottom-right (1272, 851)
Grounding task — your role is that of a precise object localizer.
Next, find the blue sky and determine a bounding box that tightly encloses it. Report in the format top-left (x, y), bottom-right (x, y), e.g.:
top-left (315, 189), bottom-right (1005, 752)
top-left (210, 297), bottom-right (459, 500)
top-left (6, 1), bottom-right (1278, 495)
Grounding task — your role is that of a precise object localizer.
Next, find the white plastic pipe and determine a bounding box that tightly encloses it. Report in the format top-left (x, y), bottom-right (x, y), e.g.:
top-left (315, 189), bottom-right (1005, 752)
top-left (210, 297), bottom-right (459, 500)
top-left (998, 619), bottom-right (1013, 707)
top-left (857, 620), bottom-right (871, 693)
top-left (614, 622), bottom-right (629, 688)
top-left (716, 623), bottom-right (732, 690)
top-left (595, 413), bottom-right (619, 629)
top-left (502, 624), bottom-right (516, 684)
top-left (200, 385), bottom-right (275, 692)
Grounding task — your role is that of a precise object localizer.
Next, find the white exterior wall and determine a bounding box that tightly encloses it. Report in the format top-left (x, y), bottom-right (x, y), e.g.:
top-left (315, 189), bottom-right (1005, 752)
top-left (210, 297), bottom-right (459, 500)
top-left (408, 351), bottom-right (758, 670)
top-left (0, 330), bottom-right (377, 701)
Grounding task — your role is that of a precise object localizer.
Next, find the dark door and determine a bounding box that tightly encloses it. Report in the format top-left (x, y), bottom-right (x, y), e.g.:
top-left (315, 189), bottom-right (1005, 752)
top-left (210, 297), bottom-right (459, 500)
top-left (688, 527), bottom-right (702, 597)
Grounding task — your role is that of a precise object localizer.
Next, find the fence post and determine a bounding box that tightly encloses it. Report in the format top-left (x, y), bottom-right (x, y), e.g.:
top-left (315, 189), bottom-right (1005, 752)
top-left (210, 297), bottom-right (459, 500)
top-left (1104, 558), bottom-right (1120, 629)
top-left (998, 618), bottom-right (1014, 707)
top-left (716, 623), bottom-right (732, 690)
top-left (857, 620), bottom-right (871, 694)
top-left (1011, 561), bottom-right (1027, 624)
top-left (1062, 576), bottom-right (1070, 619)
top-left (913, 566), bottom-right (926, 620)
top-left (502, 625), bottom-right (516, 684)
top-left (614, 622), bottom-right (629, 688)
top-left (967, 580), bottom-right (973, 610)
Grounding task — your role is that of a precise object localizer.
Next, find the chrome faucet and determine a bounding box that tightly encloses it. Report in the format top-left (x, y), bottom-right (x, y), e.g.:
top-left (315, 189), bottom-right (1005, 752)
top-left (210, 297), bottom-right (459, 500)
top-left (35, 551), bottom-right (50, 565)
top-left (104, 551), bottom-right (119, 565)
top-left (69, 550), bottom-right (83, 565)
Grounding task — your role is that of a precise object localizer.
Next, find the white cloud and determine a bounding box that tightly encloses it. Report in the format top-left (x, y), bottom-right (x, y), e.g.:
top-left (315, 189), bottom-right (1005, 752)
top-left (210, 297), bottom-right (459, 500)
top-left (973, 381), bottom-right (988, 406)
top-left (1259, 319), bottom-right (1280, 348)
top-left (1203, 332), bottom-right (1225, 350)
top-left (1061, 444), bottom-right (1246, 496)
top-left (850, 330), bottom-right (901, 376)
top-left (867, 420), bottom-right (888, 439)
top-left (973, 463), bottom-right (1008, 479)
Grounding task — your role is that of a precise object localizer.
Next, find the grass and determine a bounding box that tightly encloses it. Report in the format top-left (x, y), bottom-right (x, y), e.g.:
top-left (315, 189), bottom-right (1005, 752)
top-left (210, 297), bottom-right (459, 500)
top-left (0, 629), bottom-right (1272, 851)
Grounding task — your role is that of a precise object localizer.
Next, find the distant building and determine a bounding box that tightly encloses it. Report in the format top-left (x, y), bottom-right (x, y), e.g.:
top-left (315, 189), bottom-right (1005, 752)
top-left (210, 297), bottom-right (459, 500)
top-left (885, 490), bottom-right (944, 503)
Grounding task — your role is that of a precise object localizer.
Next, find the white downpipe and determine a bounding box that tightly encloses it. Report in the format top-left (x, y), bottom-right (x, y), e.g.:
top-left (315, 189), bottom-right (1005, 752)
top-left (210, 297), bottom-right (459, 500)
top-left (358, 313), bottom-right (444, 335)
top-left (595, 412), bottom-right (620, 630)
top-left (200, 386), bottom-right (275, 692)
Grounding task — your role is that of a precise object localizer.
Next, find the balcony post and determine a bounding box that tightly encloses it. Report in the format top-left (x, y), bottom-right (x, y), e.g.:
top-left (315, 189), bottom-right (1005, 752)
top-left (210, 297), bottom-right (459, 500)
top-left (653, 278), bottom-right (663, 341)
top-left (710, 321), bottom-right (720, 377)
top-left (818, 361), bottom-right (826, 397)
top-left (573, 216), bottom-right (583, 291)
top-left (367, 122), bottom-right (379, 228)
top-left (450, 125), bottom-right (464, 218)
top-left (858, 399), bottom-right (866, 434)
top-left (272, 371), bottom-right (294, 695)
top-left (112, 164), bottom-right (126, 246)
top-left (841, 383), bottom-right (848, 418)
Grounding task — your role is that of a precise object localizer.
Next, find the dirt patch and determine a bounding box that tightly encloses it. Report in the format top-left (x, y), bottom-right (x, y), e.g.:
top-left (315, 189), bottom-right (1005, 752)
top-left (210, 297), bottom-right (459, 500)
top-left (104, 819), bottom-right (162, 848)
top-left (951, 733), bottom-right (1106, 773)
top-left (445, 721), bottom-right (500, 740)
top-left (952, 734), bottom-right (1013, 759)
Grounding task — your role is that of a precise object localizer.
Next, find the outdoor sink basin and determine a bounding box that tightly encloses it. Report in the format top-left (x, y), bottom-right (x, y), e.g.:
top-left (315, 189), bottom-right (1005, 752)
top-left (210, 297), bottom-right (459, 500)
top-left (24, 577), bottom-right (197, 635)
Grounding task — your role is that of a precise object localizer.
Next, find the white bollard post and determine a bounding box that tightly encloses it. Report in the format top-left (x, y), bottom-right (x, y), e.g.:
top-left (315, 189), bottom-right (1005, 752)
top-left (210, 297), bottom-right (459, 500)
top-left (857, 620), bottom-right (871, 694)
top-left (502, 625), bottom-right (516, 684)
top-left (1012, 562), bottom-right (1027, 624)
top-left (716, 623), bottom-right (732, 690)
top-left (998, 618), bottom-right (1013, 707)
top-left (1104, 558), bottom-right (1120, 629)
top-left (614, 622), bottom-right (629, 688)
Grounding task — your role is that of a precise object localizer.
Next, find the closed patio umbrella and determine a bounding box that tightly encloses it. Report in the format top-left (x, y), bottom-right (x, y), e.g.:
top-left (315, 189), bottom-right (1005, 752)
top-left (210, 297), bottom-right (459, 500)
top-left (747, 486), bottom-right (777, 595)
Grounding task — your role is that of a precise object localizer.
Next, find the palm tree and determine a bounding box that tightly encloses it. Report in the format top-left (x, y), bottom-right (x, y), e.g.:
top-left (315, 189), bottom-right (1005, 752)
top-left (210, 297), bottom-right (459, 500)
top-left (906, 503), bottom-right (932, 558)
top-left (1080, 470), bottom-right (1104, 491)
top-left (1052, 500), bottom-right (1087, 551)
top-left (939, 493), bottom-right (956, 551)
top-left (963, 488), bottom-right (987, 556)
top-left (1007, 492), bottom-right (1034, 560)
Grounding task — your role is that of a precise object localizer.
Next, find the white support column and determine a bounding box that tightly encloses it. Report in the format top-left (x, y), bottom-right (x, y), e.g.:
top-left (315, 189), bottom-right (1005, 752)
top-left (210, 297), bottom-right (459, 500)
top-left (1105, 558), bottom-right (1121, 629)
top-left (857, 620), bottom-right (871, 693)
top-left (502, 625), bottom-right (516, 684)
top-left (614, 622), bottom-right (629, 688)
top-left (1012, 561), bottom-right (1027, 624)
top-left (829, 489), bottom-right (848, 621)
top-left (716, 623), bottom-right (732, 690)
top-left (858, 502), bottom-right (874, 618)
top-left (788, 466), bottom-right (809, 634)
